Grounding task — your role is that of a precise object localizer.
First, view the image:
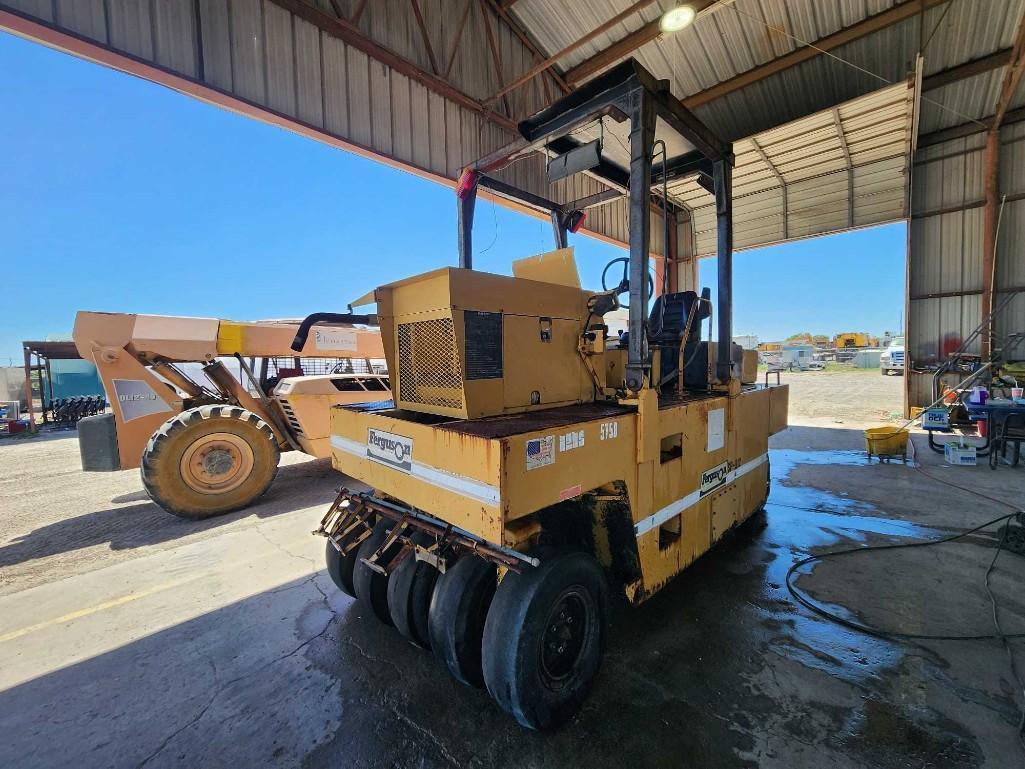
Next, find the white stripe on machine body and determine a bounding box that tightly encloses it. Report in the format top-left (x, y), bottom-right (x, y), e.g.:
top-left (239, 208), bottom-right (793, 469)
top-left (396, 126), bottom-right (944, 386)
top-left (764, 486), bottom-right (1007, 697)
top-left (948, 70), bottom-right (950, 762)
top-left (330, 435), bottom-right (501, 507)
top-left (634, 453), bottom-right (768, 537)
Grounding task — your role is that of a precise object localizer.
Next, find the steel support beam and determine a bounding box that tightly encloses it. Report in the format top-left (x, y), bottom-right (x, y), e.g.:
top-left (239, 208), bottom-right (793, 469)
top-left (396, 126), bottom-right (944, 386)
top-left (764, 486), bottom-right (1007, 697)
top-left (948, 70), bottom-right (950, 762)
top-left (444, 0), bottom-right (475, 79)
top-left (749, 137), bottom-right (787, 238)
top-left (478, 174), bottom-right (561, 213)
top-left (565, 188), bottom-right (624, 210)
top-left (713, 159), bottom-right (733, 383)
top-left (481, 0), bottom-right (570, 94)
top-left (479, 0), bottom-right (513, 117)
top-left (922, 49), bottom-right (1013, 92)
top-left (683, 0), bottom-right (945, 109)
top-left (486, 0), bottom-right (656, 103)
top-left (981, 13), bottom-right (1025, 357)
top-left (831, 108), bottom-right (854, 228)
top-left (269, 0), bottom-right (517, 132)
top-left (409, 0), bottom-right (441, 75)
top-left (563, 0), bottom-right (721, 86)
top-left (982, 130), bottom-right (999, 359)
top-left (457, 184), bottom-right (478, 269)
top-left (551, 210), bottom-right (569, 249)
top-left (917, 106), bottom-right (1025, 148)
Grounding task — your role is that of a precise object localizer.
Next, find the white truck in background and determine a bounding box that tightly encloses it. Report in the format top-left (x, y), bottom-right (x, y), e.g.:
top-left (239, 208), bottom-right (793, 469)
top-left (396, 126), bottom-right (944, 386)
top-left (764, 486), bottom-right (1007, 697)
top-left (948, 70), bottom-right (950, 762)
top-left (880, 336), bottom-right (905, 375)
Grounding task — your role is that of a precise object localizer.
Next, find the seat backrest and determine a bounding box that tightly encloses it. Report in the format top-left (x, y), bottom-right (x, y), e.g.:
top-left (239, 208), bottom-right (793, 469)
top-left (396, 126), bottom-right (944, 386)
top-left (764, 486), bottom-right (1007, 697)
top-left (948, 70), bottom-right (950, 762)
top-left (648, 289), bottom-right (711, 345)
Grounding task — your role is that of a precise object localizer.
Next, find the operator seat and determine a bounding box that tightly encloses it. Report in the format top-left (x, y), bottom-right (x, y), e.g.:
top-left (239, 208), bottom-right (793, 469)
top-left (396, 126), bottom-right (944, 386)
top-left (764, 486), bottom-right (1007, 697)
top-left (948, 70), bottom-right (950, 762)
top-left (647, 289), bottom-right (710, 347)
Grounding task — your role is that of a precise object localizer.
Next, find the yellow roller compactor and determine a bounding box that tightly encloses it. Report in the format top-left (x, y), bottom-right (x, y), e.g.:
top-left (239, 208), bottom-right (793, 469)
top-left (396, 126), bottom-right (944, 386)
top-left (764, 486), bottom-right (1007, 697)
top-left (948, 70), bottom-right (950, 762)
top-left (298, 60), bottom-right (788, 729)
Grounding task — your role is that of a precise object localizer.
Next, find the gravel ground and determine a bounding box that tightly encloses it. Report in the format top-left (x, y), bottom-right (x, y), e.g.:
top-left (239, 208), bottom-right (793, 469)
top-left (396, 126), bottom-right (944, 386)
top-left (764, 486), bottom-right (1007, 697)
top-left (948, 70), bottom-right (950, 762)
top-left (772, 368), bottom-right (904, 425)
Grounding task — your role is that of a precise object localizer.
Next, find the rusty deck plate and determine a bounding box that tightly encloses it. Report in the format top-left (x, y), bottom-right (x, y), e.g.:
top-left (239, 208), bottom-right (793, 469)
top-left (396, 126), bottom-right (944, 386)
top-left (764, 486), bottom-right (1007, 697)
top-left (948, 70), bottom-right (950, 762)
top-left (436, 402), bottom-right (632, 440)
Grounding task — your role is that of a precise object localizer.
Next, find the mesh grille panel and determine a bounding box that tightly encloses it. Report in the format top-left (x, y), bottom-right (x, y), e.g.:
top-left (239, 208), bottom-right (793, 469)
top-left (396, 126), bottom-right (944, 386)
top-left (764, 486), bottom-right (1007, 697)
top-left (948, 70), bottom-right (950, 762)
top-left (266, 357), bottom-right (384, 376)
top-left (397, 319), bottom-right (463, 409)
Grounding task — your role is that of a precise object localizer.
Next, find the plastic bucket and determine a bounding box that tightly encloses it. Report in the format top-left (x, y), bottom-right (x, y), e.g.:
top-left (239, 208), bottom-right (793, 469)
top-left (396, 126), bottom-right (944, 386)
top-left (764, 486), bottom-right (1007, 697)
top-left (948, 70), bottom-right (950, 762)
top-left (864, 426), bottom-right (909, 457)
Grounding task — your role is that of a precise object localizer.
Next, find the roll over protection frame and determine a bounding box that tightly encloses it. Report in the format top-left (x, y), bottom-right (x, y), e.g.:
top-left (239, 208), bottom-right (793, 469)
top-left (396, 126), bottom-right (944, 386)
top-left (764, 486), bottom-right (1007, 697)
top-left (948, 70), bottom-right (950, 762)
top-left (460, 58), bottom-right (735, 390)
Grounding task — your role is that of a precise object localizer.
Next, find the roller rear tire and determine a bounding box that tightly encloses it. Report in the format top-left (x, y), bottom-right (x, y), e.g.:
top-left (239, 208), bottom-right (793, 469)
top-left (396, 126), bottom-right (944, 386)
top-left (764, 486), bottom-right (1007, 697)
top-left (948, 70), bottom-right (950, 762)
top-left (428, 556), bottom-right (496, 688)
top-left (325, 538), bottom-right (360, 597)
top-left (387, 532), bottom-right (438, 649)
top-left (482, 552), bottom-right (607, 730)
top-left (141, 405), bottom-right (280, 520)
top-left (353, 521), bottom-right (402, 625)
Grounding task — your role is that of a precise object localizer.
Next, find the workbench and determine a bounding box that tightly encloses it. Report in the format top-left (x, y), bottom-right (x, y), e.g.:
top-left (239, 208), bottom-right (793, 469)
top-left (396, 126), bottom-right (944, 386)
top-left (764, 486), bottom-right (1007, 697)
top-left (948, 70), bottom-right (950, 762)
top-left (966, 398), bottom-right (1025, 468)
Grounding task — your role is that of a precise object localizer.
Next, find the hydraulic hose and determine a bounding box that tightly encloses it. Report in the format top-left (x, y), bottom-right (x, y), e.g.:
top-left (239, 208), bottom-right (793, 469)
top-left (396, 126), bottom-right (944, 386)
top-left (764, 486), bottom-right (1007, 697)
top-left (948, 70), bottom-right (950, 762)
top-left (290, 312), bottom-right (377, 352)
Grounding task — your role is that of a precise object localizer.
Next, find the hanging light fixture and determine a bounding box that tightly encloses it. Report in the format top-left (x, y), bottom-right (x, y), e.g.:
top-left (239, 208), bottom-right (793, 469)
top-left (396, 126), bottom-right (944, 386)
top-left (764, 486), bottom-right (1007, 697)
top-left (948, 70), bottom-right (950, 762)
top-left (659, 4), bottom-right (695, 33)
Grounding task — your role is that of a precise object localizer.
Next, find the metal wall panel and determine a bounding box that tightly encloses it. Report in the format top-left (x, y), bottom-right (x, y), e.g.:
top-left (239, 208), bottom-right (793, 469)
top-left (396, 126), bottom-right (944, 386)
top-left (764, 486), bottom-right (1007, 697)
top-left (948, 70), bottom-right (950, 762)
top-left (908, 120), bottom-right (1025, 406)
top-left (229, 0), bottom-right (267, 104)
top-left (107, 0), bottom-right (154, 60)
top-left (55, 0), bottom-right (106, 43)
top-left (153, 0), bottom-right (197, 77)
top-left (264, 1), bottom-right (297, 115)
top-left (294, 17), bottom-right (324, 126)
top-left (198, 0), bottom-right (234, 92)
top-left (3, 0), bottom-right (50, 21)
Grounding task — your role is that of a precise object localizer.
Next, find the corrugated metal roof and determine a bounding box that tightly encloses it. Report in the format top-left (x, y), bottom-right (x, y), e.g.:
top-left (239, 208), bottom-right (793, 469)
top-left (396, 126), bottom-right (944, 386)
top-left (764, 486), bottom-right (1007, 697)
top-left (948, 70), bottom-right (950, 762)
top-left (670, 80), bottom-right (913, 255)
top-left (513, 0), bottom-right (1025, 139)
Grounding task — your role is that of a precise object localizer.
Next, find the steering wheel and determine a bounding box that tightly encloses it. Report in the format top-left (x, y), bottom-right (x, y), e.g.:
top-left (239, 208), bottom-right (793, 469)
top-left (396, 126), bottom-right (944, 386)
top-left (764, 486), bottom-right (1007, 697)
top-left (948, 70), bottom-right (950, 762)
top-left (601, 257), bottom-right (655, 309)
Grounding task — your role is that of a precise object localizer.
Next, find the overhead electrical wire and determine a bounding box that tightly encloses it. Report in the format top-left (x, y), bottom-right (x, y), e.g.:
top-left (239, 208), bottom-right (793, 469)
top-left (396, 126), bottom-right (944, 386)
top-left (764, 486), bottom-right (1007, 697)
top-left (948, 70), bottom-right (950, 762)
top-left (721, 0), bottom-right (989, 129)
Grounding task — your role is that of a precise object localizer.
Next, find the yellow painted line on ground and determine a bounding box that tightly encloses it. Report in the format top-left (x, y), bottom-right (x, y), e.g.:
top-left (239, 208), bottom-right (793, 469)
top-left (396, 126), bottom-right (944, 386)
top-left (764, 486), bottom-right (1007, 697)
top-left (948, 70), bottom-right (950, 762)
top-left (0, 576), bottom-right (195, 643)
top-left (0, 535), bottom-right (318, 644)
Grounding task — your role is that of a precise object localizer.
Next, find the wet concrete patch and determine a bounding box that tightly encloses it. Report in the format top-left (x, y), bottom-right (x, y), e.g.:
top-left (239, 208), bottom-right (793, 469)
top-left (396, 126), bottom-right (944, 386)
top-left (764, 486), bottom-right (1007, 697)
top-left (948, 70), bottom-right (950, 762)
top-left (297, 444), bottom-right (1015, 767)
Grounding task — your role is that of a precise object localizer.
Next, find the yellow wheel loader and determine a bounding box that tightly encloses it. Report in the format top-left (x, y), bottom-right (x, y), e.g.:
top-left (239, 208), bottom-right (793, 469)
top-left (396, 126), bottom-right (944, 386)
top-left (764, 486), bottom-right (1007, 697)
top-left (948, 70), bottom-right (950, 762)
top-left (302, 60), bottom-right (789, 729)
top-left (73, 311), bottom-right (388, 519)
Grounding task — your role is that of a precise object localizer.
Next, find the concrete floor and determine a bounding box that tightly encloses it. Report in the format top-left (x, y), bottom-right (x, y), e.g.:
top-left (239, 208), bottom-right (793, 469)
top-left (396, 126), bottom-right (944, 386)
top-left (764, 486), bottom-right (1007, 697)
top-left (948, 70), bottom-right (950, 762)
top-left (1, 420), bottom-right (1024, 768)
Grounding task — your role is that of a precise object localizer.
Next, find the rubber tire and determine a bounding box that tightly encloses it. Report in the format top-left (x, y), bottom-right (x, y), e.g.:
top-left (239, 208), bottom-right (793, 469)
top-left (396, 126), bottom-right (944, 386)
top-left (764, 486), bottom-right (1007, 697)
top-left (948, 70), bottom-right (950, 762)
top-left (325, 538), bottom-right (359, 597)
top-left (353, 521), bottom-right (401, 625)
top-left (387, 532), bottom-right (438, 649)
top-left (428, 556), bottom-right (497, 688)
top-left (482, 552), bottom-right (607, 730)
top-left (141, 404), bottom-right (280, 520)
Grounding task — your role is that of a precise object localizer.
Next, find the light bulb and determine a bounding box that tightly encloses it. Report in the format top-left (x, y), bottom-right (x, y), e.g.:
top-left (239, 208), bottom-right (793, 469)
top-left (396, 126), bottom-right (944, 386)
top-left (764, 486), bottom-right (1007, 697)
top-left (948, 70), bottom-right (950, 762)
top-left (660, 5), bottom-right (695, 33)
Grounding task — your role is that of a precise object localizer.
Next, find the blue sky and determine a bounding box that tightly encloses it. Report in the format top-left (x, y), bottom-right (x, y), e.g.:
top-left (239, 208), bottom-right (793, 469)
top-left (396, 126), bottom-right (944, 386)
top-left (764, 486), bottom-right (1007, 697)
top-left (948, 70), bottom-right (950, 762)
top-left (0, 31), bottom-right (906, 363)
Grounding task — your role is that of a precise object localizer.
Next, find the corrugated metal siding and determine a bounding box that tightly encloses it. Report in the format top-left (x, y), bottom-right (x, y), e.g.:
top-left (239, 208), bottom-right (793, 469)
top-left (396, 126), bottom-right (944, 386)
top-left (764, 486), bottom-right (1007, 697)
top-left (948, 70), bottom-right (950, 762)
top-left (908, 121), bottom-right (1025, 406)
top-left (676, 81), bottom-right (912, 256)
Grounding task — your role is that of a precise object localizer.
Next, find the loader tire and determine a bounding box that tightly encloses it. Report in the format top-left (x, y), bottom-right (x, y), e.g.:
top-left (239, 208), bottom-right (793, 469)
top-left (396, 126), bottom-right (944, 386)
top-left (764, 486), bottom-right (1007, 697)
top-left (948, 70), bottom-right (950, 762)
top-left (428, 555), bottom-right (497, 688)
top-left (325, 538), bottom-right (359, 597)
top-left (482, 551), bottom-right (607, 730)
top-left (387, 532), bottom-right (438, 649)
top-left (141, 405), bottom-right (280, 520)
top-left (353, 521), bottom-right (402, 626)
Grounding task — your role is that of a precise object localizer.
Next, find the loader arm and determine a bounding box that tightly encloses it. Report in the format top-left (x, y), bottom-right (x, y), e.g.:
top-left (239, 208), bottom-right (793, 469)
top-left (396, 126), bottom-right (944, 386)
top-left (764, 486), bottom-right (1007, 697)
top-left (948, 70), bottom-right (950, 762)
top-left (73, 310), bottom-right (385, 471)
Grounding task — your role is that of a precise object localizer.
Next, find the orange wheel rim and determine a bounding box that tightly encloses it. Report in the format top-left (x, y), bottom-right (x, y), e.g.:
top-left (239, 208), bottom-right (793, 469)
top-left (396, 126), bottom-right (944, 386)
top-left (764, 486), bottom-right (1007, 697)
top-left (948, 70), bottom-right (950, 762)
top-left (179, 432), bottom-right (255, 495)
